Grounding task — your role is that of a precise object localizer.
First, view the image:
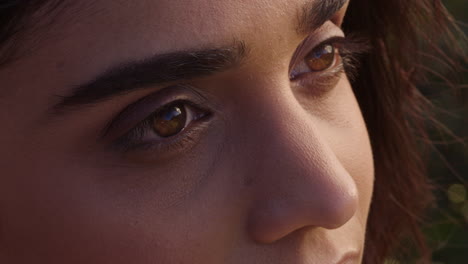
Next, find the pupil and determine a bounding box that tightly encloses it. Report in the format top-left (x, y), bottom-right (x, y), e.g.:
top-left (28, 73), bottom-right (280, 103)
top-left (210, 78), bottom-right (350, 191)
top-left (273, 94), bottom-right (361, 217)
top-left (153, 103), bottom-right (187, 138)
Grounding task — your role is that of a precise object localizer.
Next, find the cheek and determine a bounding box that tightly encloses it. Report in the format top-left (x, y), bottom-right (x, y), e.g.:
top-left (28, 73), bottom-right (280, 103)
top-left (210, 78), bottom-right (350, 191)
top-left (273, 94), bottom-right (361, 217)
top-left (0, 121), bottom-right (238, 264)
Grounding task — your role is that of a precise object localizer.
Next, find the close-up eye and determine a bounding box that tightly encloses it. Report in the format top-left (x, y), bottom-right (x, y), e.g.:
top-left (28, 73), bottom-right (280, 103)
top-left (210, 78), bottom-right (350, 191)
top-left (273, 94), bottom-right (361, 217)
top-left (109, 97), bottom-right (212, 155)
top-left (144, 101), bottom-right (209, 140)
top-left (289, 35), bottom-right (367, 91)
top-left (289, 37), bottom-right (345, 81)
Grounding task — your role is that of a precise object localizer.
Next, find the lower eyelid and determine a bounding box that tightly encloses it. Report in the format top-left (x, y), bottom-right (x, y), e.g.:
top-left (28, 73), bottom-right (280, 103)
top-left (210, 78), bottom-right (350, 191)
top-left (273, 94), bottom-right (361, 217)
top-left (291, 61), bottom-right (346, 96)
top-left (114, 117), bottom-right (213, 164)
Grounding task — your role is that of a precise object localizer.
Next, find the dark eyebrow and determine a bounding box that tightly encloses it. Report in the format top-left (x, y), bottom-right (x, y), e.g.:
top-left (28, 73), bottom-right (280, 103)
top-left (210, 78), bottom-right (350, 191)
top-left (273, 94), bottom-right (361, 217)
top-left (297, 0), bottom-right (348, 34)
top-left (51, 41), bottom-right (247, 113)
top-left (51, 0), bottom-right (345, 114)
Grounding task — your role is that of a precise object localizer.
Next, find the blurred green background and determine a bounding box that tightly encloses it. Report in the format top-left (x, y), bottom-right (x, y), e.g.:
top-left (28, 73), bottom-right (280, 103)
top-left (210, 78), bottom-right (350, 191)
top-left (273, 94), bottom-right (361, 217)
top-left (423, 1), bottom-right (467, 263)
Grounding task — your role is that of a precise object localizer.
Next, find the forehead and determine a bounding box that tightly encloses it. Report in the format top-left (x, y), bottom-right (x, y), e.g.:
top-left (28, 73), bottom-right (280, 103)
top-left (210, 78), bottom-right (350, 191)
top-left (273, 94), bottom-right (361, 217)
top-left (47, 0), bottom-right (306, 51)
top-left (2, 0), bottom-right (342, 102)
top-left (6, 0), bottom-right (316, 83)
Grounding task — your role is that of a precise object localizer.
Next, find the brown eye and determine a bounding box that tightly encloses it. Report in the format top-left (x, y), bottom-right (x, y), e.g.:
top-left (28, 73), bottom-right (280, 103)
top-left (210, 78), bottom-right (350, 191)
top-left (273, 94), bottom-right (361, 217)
top-left (305, 44), bottom-right (336, 72)
top-left (152, 103), bottom-right (187, 137)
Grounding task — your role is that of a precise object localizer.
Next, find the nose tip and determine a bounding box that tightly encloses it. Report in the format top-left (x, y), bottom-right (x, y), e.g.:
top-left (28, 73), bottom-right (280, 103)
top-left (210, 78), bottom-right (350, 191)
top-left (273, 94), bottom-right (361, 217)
top-left (244, 111), bottom-right (360, 244)
top-left (317, 182), bottom-right (359, 230)
top-left (248, 177), bottom-right (359, 244)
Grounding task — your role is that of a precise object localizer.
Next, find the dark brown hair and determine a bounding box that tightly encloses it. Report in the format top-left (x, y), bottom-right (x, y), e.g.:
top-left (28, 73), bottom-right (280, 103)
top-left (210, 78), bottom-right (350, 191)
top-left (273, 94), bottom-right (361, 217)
top-left (344, 0), bottom-right (466, 263)
top-left (0, 0), bottom-right (465, 263)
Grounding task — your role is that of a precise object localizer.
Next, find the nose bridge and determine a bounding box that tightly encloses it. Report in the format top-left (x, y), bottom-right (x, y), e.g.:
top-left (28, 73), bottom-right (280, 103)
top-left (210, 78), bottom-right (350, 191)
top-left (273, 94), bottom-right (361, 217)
top-left (245, 91), bottom-right (358, 243)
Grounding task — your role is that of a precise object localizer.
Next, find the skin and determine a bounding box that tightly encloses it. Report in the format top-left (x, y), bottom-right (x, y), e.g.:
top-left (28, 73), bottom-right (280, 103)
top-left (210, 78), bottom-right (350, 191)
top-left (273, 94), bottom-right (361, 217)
top-left (0, 0), bottom-right (374, 263)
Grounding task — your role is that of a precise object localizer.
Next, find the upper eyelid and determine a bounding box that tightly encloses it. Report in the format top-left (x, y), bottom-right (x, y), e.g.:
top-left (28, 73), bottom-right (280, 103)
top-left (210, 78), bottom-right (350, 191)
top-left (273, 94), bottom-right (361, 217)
top-left (306, 22), bottom-right (345, 47)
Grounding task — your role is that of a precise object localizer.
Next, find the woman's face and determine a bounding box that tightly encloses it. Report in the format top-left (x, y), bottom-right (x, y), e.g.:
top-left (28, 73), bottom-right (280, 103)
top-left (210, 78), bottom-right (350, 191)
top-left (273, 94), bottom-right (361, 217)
top-left (0, 0), bottom-right (374, 263)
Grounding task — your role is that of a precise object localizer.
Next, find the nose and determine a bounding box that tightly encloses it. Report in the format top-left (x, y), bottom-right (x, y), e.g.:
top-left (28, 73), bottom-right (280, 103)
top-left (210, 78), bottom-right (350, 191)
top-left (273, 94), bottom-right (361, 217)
top-left (245, 96), bottom-right (359, 244)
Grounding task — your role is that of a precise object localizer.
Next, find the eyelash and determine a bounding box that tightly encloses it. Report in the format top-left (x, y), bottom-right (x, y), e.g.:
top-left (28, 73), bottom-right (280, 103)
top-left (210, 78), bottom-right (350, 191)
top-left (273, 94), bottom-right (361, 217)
top-left (332, 35), bottom-right (369, 81)
top-left (108, 35), bottom-right (369, 158)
